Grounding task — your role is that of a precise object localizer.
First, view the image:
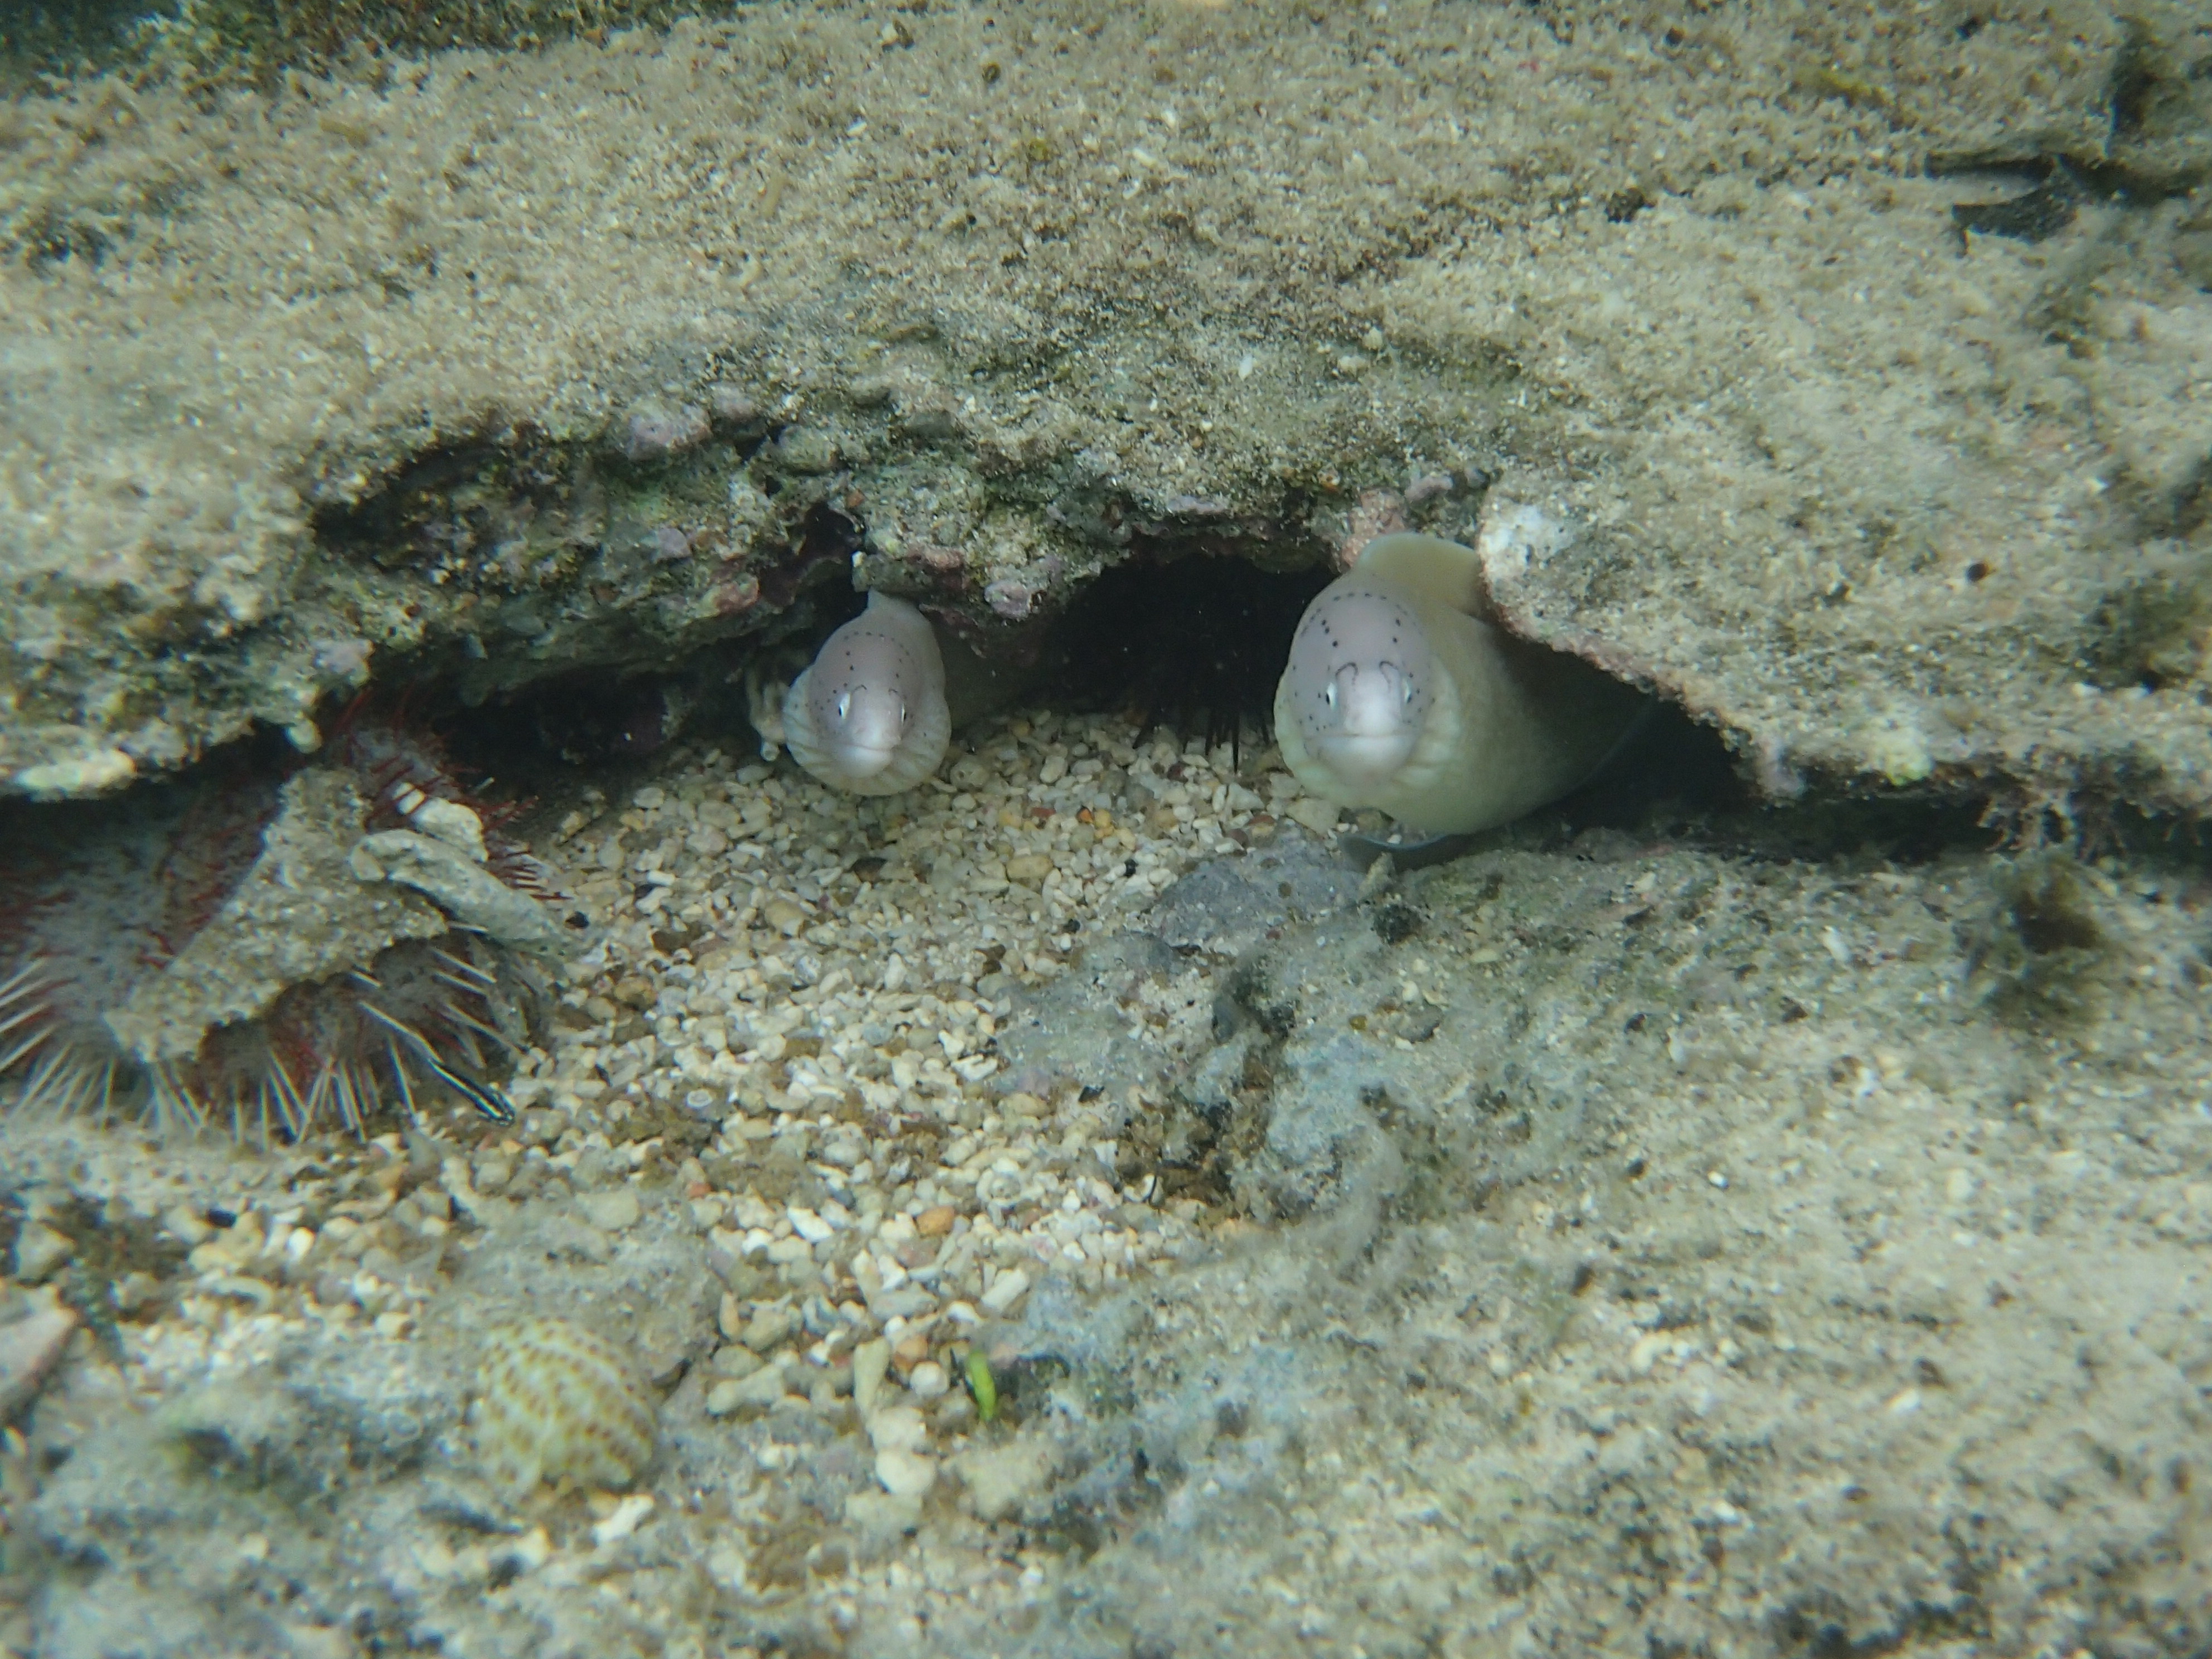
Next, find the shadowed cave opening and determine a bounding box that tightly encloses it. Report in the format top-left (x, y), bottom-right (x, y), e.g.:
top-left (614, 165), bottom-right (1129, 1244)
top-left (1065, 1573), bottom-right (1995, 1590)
top-left (1, 540), bottom-right (2058, 974)
top-left (0, 534), bottom-right (2198, 1148)
top-left (421, 547), bottom-right (1754, 851)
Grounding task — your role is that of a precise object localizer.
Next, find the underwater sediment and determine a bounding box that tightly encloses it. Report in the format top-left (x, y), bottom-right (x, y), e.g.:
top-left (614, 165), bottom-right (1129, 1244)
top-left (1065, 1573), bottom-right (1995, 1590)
top-left (3, 3), bottom-right (2212, 1658)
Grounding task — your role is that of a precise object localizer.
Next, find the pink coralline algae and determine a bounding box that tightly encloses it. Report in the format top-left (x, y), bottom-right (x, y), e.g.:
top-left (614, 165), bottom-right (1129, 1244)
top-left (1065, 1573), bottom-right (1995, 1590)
top-left (714, 574), bottom-right (762, 616)
top-left (618, 400), bottom-right (710, 465)
top-left (985, 556), bottom-right (1064, 619)
top-left (648, 526), bottom-right (694, 564)
top-left (1337, 489), bottom-right (1408, 570)
top-left (1403, 473), bottom-right (1457, 510)
top-left (986, 578), bottom-right (1043, 619)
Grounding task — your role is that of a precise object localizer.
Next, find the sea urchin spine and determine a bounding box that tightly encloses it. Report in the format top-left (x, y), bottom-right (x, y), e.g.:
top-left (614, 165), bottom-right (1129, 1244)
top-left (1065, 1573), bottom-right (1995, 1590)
top-left (0, 722), bottom-right (585, 1142)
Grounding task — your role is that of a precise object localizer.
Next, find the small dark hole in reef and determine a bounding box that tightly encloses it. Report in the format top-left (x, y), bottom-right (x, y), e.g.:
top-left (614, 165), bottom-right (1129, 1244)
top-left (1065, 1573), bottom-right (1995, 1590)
top-left (443, 667), bottom-right (707, 777)
top-left (1370, 900), bottom-right (1424, 944)
top-left (1549, 702), bottom-right (1743, 832)
top-left (2108, 22), bottom-right (2170, 143)
top-left (988, 1354), bottom-right (1071, 1427)
top-left (2009, 871), bottom-right (2103, 955)
top-left (1604, 187), bottom-right (1652, 223)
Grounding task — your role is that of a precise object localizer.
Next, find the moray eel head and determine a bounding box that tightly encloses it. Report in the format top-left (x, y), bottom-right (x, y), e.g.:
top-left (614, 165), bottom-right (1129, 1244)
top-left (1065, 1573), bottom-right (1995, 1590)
top-left (803, 633), bottom-right (921, 782)
top-left (1275, 530), bottom-right (1649, 836)
top-left (1282, 578), bottom-right (1435, 789)
top-left (782, 593), bottom-right (952, 795)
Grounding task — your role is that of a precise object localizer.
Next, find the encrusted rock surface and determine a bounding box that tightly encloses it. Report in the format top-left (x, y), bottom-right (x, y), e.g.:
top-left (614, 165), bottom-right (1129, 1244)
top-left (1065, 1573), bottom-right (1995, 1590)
top-left (3, 1), bottom-right (2208, 813)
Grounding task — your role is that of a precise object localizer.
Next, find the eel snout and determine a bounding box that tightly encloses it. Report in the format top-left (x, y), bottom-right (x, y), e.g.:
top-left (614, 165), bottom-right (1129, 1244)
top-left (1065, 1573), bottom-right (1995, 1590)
top-left (809, 677), bottom-right (909, 778)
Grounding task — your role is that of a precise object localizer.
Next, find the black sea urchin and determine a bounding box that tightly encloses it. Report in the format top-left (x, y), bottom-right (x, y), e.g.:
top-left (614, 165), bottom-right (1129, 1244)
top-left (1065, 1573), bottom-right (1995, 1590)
top-left (1050, 556), bottom-right (1331, 763)
top-left (0, 721), bottom-right (585, 1142)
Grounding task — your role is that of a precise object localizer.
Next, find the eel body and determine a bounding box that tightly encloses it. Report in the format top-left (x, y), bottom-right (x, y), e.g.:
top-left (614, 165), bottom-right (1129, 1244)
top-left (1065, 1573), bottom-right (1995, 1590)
top-left (782, 593), bottom-right (952, 795)
top-left (1273, 532), bottom-right (1645, 835)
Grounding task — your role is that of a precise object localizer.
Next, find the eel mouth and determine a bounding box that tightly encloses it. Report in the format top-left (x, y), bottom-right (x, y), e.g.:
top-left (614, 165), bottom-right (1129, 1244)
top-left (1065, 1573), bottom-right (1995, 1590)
top-left (1313, 731), bottom-right (1418, 787)
top-left (830, 743), bottom-right (901, 778)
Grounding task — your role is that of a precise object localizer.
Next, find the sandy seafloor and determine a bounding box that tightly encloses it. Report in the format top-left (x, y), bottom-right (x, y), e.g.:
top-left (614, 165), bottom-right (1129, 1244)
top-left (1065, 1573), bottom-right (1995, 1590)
top-left (4, 716), bottom-right (2211, 1659)
top-left (4, 3), bottom-right (2212, 1658)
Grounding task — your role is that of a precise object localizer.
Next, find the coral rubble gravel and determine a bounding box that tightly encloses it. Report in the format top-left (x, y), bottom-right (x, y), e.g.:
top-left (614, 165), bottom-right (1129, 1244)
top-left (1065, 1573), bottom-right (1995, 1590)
top-left (4, 709), bottom-right (2212, 1657)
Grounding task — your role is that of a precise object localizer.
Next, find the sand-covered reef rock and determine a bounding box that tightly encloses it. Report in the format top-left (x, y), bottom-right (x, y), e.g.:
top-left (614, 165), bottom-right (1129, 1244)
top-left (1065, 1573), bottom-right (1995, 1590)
top-left (2, 0), bottom-right (2208, 811)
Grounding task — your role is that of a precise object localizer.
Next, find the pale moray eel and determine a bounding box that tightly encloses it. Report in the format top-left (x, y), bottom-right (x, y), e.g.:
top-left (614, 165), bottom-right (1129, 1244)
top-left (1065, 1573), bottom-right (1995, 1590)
top-left (780, 593), bottom-right (952, 795)
top-left (1274, 532), bottom-right (1647, 836)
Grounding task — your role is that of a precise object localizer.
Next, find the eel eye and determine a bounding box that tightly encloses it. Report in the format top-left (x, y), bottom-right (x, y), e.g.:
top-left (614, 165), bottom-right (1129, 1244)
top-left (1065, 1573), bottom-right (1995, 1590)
top-left (836, 691), bottom-right (852, 720)
top-left (1323, 682), bottom-right (1338, 710)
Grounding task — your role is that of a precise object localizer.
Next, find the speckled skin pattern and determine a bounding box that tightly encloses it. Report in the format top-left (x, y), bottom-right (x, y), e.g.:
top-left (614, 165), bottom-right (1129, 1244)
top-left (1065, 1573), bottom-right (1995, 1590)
top-left (472, 1317), bottom-right (656, 1494)
top-left (782, 593), bottom-right (950, 796)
